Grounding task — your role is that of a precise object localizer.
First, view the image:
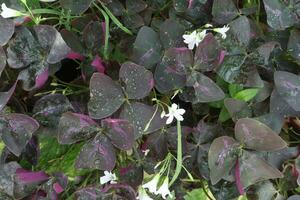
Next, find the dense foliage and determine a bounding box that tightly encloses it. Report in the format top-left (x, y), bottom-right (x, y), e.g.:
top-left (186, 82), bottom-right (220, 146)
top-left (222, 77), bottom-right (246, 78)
top-left (0, 0), bottom-right (300, 199)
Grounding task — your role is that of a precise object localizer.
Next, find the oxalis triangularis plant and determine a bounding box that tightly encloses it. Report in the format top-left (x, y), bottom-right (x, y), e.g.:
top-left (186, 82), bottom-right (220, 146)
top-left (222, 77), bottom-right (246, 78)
top-left (0, 0), bottom-right (300, 199)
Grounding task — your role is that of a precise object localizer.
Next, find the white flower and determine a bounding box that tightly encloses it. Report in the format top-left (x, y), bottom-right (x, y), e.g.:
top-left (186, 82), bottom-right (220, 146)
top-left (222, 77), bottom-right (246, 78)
top-left (155, 177), bottom-right (172, 199)
top-left (161, 103), bottom-right (185, 124)
top-left (100, 171), bottom-right (117, 184)
top-left (142, 149), bottom-right (150, 156)
top-left (213, 25), bottom-right (230, 39)
top-left (142, 174), bottom-right (160, 194)
top-left (182, 30), bottom-right (207, 50)
top-left (137, 186), bottom-right (153, 200)
top-left (1, 3), bottom-right (24, 18)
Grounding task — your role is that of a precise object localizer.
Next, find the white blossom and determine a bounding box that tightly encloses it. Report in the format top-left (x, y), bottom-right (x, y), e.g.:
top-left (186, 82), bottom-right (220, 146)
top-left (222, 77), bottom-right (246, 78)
top-left (137, 186), bottom-right (153, 200)
top-left (142, 174), bottom-right (160, 194)
top-left (100, 171), bottom-right (117, 184)
top-left (213, 25), bottom-right (230, 39)
top-left (155, 177), bottom-right (172, 199)
top-left (1, 3), bottom-right (24, 18)
top-left (182, 30), bottom-right (207, 50)
top-left (161, 103), bottom-right (185, 124)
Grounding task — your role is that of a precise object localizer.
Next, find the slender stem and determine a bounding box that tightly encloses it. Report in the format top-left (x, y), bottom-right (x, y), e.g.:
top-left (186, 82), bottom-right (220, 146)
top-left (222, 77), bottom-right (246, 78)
top-left (169, 120), bottom-right (182, 186)
top-left (93, 2), bottom-right (110, 59)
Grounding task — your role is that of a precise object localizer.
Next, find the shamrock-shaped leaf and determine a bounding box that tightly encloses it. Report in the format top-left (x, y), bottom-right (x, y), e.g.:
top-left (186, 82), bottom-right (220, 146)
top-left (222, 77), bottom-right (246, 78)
top-left (263, 0), bottom-right (295, 30)
top-left (120, 102), bottom-right (165, 138)
top-left (132, 26), bottom-right (162, 69)
top-left (239, 151), bottom-right (283, 189)
top-left (212, 0), bottom-right (238, 24)
top-left (58, 112), bottom-right (99, 144)
top-left (0, 17), bottom-right (14, 46)
top-left (0, 81), bottom-right (17, 112)
top-left (235, 118), bottom-right (287, 151)
top-left (274, 71), bottom-right (300, 111)
top-left (208, 136), bottom-right (239, 185)
top-left (119, 62), bottom-right (153, 99)
top-left (75, 134), bottom-right (116, 171)
top-left (186, 71), bottom-right (225, 103)
top-left (88, 73), bottom-right (125, 119)
top-left (154, 47), bottom-right (191, 93)
top-left (60, 0), bottom-right (93, 14)
top-left (102, 118), bottom-right (134, 150)
top-left (194, 33), bottom-right (223, 72)
top-left (33, 94), bottom-right (74, 128)
top-left (0, 114), bottom-right (39, 156)
top-left (7, 25), bottom-right (70, 91)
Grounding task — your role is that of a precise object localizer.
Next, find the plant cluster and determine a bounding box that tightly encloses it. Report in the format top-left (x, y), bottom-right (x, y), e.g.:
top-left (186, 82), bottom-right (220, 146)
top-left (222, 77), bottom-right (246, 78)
top-left (0, 0), bottom-right (300, 199)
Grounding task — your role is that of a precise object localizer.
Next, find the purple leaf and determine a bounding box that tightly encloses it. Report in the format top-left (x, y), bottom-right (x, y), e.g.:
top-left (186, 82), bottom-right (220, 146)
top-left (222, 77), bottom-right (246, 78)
top-left (235, 118), bottom-right (287, 151)
top-left (102, 118), bottom-right (134, 150)
top-left (53, 182), bottom-right (64, 194)
top-left (120, 102), bottom-right (165, 139)
top-left (75, 134), bottom-right (116, 171)
top-left (119, 61), bottom-right (153, 99)
top-left (208, 136), bottom-right (239, 184)
top-left (88, 73), bottom-right (124, 119)
top-left (0, 46), bottom-right (6, 77)
top-left (35, 68), bottom-right (49, 88)
top-left (194, 33), bottom-right (223, 72)
top-left (0, 113), bottom-right (39, 156)
top-left (58, 112), bottom-right (99, 144)
top-left (234, 159), bottom-right (244, 195)
top-left (0, 81), bottom-right (17, 112)
top-left (239, 151), bottom-right (283, 188)
top-left (91, 55), bottom-right (105, 73)
top-left (0, 17), bottom-right (15, 46)
top-left (65, 51), bottom-right (85, 61)
top-left (16, 168), bottom-right (49, 184)
top-left (186, 71), bottom-right (225, 103)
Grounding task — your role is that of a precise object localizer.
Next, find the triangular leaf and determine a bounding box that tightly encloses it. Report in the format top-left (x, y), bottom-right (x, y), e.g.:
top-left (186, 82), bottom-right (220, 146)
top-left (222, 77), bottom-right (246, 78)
top-left (194, 33), bottom-right (223, 72)
top-left (0, 81), bottom-right (17, 112)
top-left (154, 47), bottom-right (191, 93)
top-left (208, 136), bottom-right (239, 185)
top-left (58, 112), bottom-right (99, 144)
top-left (0, 113), bottom-right (39, 156)
top-left (224, 98), bottom-right (252, 122)
top-left (119, 62), bottom-right (153, 99)
top-left (88, 73), bottom-right (125, 119)
top-left (102, 118), bottom-right (134, 150)
top-left (75, 134), bottom-right (116, 171)
top-left (212, 0), bottom-right (238, 24)
top-left (239, 151), bottom-right (283, 189)
top-left (132, 26), bottom-right (162, 69)
top-left (235, 118), bottom-right (287, 151)
top-left (186, 72), bottom-right (225, 103)
top-left (0, 17), bottom-right (14, 46)
top-left (120, 102), bottom-right (165, 139)
top-left (274, 71), bottom-right (300, 111)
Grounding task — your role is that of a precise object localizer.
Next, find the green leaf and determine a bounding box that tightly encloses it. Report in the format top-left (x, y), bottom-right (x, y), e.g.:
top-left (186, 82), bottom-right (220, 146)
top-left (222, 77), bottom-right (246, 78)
top-left (218, 106), bottom-right (231, 122)
top-left (234, 88), bottom-right (259, 102)
top-left (229, 84), bottom-right (243, 97)
top-left (184, 188), bottom-right (207, 200)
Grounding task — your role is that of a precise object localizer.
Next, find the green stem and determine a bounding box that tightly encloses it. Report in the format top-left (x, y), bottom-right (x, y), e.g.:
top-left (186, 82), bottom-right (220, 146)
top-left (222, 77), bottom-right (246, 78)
top-left (93, 2), bottom-right (110, 59)
top-left (169, 120), bottom-right (182, 186)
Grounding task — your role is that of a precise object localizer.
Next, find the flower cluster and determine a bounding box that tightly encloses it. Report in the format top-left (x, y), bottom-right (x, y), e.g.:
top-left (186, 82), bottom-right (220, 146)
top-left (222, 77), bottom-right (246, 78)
top-left (182, 25), bottom-right (230, 50)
